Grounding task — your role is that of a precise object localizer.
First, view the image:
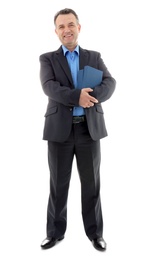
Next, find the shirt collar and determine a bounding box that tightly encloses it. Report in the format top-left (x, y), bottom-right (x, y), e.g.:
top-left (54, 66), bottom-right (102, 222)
top-left (62, 45), bottom-right (79, 56)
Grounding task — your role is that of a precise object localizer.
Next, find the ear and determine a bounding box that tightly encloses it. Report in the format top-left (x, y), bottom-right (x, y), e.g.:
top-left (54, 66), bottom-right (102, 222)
top-left (55, 28), bottom-right (58, 36)
top-left (78, 24), bottom-right (81, 32)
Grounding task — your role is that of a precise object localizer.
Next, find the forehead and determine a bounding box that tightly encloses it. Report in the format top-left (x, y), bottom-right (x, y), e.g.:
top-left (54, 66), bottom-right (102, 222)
top-left (55, 13), bottom-right (78, 26)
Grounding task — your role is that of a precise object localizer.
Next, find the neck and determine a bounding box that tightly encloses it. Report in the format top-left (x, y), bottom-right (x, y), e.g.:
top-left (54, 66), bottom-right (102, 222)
top-left (65, 43), bottom-right (78, 52)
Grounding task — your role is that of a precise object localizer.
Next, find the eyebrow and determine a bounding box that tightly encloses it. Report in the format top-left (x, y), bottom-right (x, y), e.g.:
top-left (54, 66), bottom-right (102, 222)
top-left (58, 22), bottom-right (75, 28)
top-left (68, 22), bottom-right (75, 25)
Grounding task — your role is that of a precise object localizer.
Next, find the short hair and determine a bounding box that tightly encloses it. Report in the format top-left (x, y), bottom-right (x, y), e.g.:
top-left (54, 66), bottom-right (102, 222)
top-left (54, 8), bottom-right (79, 25)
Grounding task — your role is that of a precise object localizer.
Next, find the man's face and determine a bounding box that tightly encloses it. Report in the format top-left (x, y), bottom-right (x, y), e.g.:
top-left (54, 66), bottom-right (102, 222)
top-left (55, 13), bottom-right (81, 51)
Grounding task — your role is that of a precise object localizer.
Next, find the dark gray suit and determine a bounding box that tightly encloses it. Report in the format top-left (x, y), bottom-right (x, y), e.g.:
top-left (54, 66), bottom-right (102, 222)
top-left (39, 46), bottom-right (116, 240)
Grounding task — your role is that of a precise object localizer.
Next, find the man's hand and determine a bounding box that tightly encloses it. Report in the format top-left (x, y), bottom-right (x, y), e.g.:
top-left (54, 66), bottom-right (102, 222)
top-left (79, 88), bottom-right (98, 108)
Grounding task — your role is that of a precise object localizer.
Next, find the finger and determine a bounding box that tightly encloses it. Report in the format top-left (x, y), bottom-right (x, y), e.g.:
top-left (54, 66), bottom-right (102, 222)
top-left (84, 88), bottom-right (93, 93)
top-left (88, 102), bottom-right (94, 106)
top-left (89, 97), bottom-right (98, 103)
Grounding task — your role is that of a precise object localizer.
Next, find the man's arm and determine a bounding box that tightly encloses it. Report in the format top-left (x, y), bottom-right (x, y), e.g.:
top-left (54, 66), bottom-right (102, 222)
top-left (39, 54), bottom-right (81, 107)
top-left (91, 53), bottom-right (116, 103)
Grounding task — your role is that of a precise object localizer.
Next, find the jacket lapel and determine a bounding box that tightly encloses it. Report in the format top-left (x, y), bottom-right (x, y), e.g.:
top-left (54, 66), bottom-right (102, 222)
top-left (55, 46), bottom-right (89, 86)
top-left (55, 47), bottom-right (74, 86)
top-left (79, 47), bottom-right (89, 70)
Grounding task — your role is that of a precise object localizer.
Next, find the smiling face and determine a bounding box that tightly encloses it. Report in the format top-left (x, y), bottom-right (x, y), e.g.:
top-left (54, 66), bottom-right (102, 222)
top-left (55, 13), bottom-right (81, 51)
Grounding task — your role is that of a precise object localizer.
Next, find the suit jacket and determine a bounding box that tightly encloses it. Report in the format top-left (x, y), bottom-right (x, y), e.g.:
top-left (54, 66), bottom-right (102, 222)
top-left (39, 46), bottom-right (116, 142)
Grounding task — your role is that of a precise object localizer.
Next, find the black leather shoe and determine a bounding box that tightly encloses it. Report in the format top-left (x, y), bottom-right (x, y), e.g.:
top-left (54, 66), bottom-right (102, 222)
top-left (92, 237), bottom-right (107, 251)
top-left (41, 236), bottom-right (64, 249)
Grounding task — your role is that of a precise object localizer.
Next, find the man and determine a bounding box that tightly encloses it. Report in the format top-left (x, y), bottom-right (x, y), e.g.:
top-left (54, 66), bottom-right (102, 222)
top-left (39, 8), bottom-right (116, 251)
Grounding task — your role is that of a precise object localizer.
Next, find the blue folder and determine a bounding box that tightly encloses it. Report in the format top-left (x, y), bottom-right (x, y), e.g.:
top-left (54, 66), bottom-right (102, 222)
top-left (77, 66), bottom-right (103, 89)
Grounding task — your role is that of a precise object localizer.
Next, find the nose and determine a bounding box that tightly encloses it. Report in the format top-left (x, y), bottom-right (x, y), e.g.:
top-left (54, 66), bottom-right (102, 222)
top-left (64, 26), bottom-right (71, 33)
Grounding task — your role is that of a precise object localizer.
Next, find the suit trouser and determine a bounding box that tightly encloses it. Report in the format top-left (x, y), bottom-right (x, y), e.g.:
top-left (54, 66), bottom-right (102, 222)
top-left (46, 120), bottom-right (103, 240)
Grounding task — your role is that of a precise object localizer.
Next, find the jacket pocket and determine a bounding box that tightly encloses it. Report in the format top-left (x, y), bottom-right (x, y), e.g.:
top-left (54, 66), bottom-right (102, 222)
top-left (96, 104), bottom-right (104, 114)
top-left (44, 106), bottom-right (58, 117)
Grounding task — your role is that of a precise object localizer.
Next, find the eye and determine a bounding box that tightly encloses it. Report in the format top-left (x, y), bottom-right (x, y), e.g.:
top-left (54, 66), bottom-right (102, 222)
top-left (58, 25), bottom-right (64, 29)
top-left (68, 23), bottom-right (75, 28)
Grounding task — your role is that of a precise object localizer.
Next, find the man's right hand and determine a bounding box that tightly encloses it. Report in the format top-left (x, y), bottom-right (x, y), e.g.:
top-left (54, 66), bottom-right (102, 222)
top-left (79, 88), bottom-right (99, 108)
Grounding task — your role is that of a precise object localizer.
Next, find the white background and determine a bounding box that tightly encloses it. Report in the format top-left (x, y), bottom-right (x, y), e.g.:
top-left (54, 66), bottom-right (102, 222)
top-left (0, 0), bottom-right (150, 259)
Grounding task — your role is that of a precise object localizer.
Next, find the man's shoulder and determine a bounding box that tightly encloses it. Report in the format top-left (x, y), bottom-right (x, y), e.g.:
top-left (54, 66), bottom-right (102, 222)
top-left (79, 46), bottom-right (100, 56)
top-left (39, 46), bottom-right (62, 59)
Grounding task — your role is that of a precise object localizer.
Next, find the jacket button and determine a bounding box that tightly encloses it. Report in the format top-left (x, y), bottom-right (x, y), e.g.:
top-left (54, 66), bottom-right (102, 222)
top-left (69, 108), bottom-right (73, 111)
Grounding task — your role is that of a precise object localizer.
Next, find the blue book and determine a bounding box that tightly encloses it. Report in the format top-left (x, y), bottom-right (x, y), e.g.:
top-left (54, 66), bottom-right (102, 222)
top-left (77, 66), bottom-right (103, 89)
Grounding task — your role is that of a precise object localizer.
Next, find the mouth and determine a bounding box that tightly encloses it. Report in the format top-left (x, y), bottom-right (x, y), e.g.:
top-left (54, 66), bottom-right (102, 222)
top-left (64, 34), bottom-right (73, 38)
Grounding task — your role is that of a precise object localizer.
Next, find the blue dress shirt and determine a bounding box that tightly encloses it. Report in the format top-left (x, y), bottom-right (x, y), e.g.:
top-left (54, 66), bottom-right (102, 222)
top-left (62, 45), bottom-right (85, 116)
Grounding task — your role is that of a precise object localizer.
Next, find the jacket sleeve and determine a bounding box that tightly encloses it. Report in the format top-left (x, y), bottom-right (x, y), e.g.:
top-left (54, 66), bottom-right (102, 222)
top-left (39, 54), bottom-right (81, 107)
top-left (91, 53), bottom-right (116, 103)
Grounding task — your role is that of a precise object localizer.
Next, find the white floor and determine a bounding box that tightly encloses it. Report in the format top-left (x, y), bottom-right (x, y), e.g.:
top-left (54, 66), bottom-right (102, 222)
top-left (1, 0), bottom-right (150, 259)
